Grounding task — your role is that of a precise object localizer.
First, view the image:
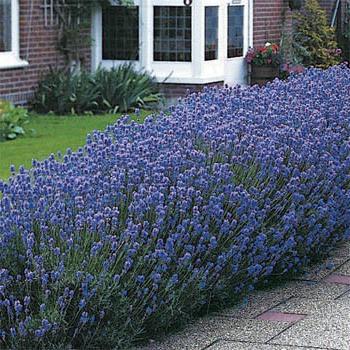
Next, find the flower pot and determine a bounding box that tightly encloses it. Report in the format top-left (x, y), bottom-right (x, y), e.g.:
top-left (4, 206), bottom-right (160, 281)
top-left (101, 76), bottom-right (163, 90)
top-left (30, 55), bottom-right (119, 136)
top-left (289, 0), bottom-right (303, 10)
top-left (250, 65), bottom-right (280, 86)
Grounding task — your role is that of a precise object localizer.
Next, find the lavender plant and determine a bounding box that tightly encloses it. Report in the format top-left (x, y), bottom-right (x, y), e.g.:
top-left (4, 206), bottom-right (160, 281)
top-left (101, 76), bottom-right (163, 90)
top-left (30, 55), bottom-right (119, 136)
top-left (1, 65), bottom-right (350, 349)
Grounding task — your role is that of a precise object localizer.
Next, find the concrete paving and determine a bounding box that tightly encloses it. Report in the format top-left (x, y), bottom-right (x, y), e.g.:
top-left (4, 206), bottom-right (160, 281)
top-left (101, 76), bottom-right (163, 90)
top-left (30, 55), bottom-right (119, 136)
top-left (207, 341), bottom-right (329, 350)
top-left (140, 241), bottom-right (350, 350)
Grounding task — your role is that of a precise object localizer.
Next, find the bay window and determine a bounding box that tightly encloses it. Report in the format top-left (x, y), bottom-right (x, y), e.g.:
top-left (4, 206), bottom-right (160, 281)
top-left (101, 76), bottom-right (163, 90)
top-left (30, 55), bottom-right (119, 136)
top-left (92, 0), bottom-right (252, 85)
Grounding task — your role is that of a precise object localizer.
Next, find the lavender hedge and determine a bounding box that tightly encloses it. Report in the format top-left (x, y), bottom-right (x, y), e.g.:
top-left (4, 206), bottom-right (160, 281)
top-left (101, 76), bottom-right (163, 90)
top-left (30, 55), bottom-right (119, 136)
top-left (1, 65), bottom-right (350, 349)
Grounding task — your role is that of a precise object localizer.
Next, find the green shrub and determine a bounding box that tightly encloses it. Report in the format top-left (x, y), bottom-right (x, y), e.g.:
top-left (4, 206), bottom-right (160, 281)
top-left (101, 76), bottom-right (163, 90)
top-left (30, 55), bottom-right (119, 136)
top-left (32, 68), bottom-right (99, 115)
top-left (293, 0), bottom-right (341, 68)
top-left (0, 101), bottom-right (32, 141)
top-left (32, 65), bottom-right (162, 115)
top-left (95, 64), bottom-right (162, 113)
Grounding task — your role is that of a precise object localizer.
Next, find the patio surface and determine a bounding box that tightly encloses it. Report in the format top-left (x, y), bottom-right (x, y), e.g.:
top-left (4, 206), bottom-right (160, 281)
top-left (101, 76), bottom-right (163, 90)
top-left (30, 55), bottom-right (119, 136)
top-left (139, 241), bottom-right (350, 350)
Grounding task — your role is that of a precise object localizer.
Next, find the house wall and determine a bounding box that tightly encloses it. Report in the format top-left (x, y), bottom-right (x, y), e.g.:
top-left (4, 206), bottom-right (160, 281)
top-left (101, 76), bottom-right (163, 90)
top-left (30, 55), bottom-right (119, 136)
top-left (253, 0), bottom-right (292, 47)
top-left (0, 0), bottom-right (342, 104)
top-left (252, 0), bottom-right (342, 48)
top-left (0, 0), bottom-right (90, 105)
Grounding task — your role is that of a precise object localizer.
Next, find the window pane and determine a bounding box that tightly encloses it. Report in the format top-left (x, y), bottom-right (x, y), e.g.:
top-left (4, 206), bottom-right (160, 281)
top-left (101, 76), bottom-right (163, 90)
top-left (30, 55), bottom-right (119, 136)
top-left (102, 6), bottom-right (139, 60)
top-left (154, 6), bottom-right (192, 62)
top-left (0, 0), bottom-right (12, 52)
top-left (228, 6), bottom-right (244, 58)
top-left (205, 6), bottom-right (218, 61)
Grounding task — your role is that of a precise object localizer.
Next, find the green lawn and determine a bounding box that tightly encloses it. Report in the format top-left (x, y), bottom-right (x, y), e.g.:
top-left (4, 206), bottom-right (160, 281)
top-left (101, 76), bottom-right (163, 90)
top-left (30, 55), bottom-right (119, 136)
top-left (0, 112), bottom-right (150, 180)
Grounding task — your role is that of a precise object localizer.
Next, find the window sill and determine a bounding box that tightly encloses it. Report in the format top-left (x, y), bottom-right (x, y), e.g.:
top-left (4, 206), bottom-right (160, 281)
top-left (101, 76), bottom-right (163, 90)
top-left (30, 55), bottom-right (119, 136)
top-left (0, 56), bottom-right (29, 70)
top-left (156, 75), bottom-right (225, 84)
top-left (227, 56), bottom-right (244, 60)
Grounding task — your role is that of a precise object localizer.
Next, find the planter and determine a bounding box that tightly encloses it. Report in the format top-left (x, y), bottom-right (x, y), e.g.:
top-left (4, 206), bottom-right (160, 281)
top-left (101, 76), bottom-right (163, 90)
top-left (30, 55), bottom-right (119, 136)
top-left (250, 65), bottom-right (280, 86)
top-left (289, 0), bottom-right (303, 10)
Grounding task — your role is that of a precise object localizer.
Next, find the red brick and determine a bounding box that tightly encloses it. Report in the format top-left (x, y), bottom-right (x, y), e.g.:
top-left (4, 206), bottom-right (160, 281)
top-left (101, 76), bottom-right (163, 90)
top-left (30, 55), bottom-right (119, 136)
top-left (0, 0), bottom-right (91, 104)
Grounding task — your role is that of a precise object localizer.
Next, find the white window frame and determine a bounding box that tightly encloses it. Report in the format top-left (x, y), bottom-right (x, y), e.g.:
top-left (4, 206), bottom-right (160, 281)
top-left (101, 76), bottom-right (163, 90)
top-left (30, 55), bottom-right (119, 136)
top-left (0, 0), bottom-right (28, 69)
top-left (92, 0), bottom-right (254, 85)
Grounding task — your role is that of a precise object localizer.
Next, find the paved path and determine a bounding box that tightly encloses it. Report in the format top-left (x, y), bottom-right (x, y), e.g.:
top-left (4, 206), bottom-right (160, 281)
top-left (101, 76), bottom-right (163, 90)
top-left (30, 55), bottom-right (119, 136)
top-left (140, 241), bottom-right (350, 350)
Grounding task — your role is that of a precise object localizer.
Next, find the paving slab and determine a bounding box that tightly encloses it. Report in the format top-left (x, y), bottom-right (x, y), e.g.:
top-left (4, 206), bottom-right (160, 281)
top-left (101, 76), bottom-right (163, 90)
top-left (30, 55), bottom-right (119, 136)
top-left (269, 306), bottom-right (350, 350)
top-left (337, 289), bottom-right (350, 300)
top-left (216, 289), bottom-right (292, 319)
top-left (271, 296), bottom-right (350, 317)
top-left (207, 340), bottom-right (329, 350)
top-left (218, 280), bottom-right (349, 319)
top-left (139, 329), bottom-right (212, 350)
top-left (197, 317), bottom-right (290, 343)
top-left (139, 242), bottom-right (350, 350)
top-left (141, 317), bottom-right (289, 350)
top-left (272, 280), bottom-right (349, 300)
top-left (293, 256), bottom-right (349, 282)
top-left (334, 261), bottom-right (350, 275)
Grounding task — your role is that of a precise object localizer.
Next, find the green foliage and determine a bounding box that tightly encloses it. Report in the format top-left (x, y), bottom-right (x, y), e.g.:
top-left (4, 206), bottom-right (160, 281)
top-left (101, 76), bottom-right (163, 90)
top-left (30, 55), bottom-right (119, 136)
top-left (32, 68), bottom-right (99, 115)
top-left (95, 64), bottom-right (162, 113)
top-left (32, 65), bottom-right (162, 115)
top-left (293, 0), bottom-right (341, 68)
top-left (0, 101), bottom-right (32, 141)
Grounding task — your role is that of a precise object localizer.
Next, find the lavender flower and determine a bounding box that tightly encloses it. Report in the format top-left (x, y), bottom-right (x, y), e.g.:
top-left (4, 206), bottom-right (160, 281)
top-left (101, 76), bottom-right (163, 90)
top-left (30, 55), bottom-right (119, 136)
top-left (0, 65), bottom-right (350, 348)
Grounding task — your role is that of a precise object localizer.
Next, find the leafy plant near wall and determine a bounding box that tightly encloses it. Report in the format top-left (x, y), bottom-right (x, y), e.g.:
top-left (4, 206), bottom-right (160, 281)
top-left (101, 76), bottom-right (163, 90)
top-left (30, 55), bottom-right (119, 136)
top-left (33, 68), bottom-right (100, 115)
top-left (32, 64), bottom-right (162, 114)
top-left (0, 101), bottom-right (33, 141)
top-left (292, 0), bottom-right (341, 68)
top-left (95, 65), bottom-right (162, 113)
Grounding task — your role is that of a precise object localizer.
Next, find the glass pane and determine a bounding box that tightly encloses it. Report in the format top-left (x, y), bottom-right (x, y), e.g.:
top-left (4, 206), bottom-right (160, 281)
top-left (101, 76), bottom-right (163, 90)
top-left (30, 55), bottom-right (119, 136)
top-left (153, 6), bottom-right (192, 62)
top-left (0, 0), bottom-right (12, 52)
top-left (227, 6), bottom-right (244, 58)
top-left (205, 6), bottom-right (218, 61)
top-left (102, 6), bottom-right (139, 60)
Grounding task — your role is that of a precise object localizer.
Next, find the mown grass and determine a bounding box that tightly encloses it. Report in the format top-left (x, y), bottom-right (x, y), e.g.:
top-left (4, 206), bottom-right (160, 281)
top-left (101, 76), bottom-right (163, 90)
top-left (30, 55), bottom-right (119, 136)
top-left (0, 111), bottom-right (150, 180)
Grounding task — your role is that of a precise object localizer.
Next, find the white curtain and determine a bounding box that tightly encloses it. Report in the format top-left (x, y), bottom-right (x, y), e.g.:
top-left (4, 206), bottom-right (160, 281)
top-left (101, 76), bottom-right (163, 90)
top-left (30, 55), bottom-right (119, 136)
top-left (0, 0), bottom-right (12, 52)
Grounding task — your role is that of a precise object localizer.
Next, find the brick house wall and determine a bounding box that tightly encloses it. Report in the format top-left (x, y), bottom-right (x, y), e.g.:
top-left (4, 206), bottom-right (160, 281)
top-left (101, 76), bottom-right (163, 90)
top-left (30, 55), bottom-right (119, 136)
top-left (0, 0), bottom-right (344, 104)
top-left (0, 0), bottom-right (65, 104)
top-left (253, 0), bottom-right (344, 46)
top-left (0, 0), bottom-right (91, 105)
top-left (253, 0), bottom-right (293, 47)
